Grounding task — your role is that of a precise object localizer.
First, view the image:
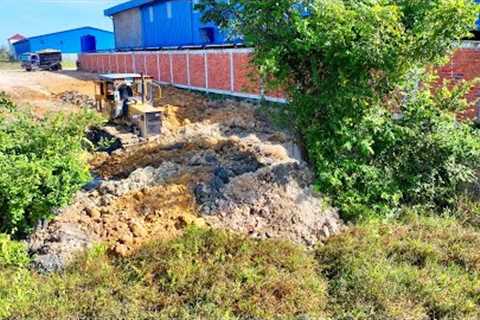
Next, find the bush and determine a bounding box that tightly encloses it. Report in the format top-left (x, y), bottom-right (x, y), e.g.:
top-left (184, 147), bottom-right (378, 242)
top-left (316, 213), bottom-right (480, 319)
top-left (0, 234), bottom-right (29, 268)
top-left (198, 0), bottom-right (480, 219)
top-left (312, 80), bottom-right (480, 219)
top-left (0, 227), bottom-right (327, 320)
top-left (0, 95), bottom-right (103, 237)
top-left (0, 92), bottom-right (16, 113)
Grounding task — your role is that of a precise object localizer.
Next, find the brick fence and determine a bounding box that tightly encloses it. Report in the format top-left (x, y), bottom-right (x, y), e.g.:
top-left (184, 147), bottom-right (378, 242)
top-left (437, 42), bottom-right (480, 119)
top-left (78, 48), bottom-right (286, 103)
top-left (79, 44), bottom-right (480, 112)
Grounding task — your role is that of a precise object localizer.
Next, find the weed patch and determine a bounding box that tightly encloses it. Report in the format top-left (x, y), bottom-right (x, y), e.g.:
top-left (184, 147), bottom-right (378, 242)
top-left (317, 213), bottom-right (480, 319)
top-left (1, 227), bottom-right (327, 319)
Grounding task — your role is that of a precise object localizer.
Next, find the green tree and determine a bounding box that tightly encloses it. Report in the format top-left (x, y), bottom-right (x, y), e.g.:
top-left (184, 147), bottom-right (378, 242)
top-left (198, 0), bottom-right (480, 219)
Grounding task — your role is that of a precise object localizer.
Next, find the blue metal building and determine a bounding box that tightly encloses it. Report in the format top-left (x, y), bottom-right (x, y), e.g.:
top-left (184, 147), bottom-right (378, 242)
top-left (104, 0), bottom-right (236, 50)
top-left (13, 27), bottom-right (115, 58)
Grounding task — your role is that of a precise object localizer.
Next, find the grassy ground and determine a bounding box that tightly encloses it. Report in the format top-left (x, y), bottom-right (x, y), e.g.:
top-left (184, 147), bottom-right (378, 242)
top-left (0, 58), bottom-right (76, 71)
top-left (1, 205), bottom-right (480, 320)
top-left (0, 60), bottom-right (21, 71)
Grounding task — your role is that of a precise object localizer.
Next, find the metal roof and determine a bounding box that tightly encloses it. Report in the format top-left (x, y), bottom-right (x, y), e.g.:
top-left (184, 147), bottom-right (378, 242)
top-left (13, 26), bottom-right (113, 44)
top-left (104, 0), bottom-right (156, 16)
top-left (8, 34), bottom-right (25, 41)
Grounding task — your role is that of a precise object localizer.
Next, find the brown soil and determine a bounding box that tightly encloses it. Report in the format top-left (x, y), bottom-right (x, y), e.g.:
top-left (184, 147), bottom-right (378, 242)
top-left (67, 182), bottom-right (204, 257)
top-left (0, 70), bottom-right (96, 116)
top-left (23, 73), bottom-right (342, 272)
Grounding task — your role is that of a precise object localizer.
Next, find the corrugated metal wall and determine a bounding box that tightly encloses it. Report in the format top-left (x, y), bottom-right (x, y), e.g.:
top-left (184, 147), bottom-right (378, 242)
top-left (140, 0), bottom-right (227, 48)
top-left (142, 0), bottom-right (193, 47)
top-left (13, 28), bottom-right (115, 56)
top-left (12, 40), bottom-right (31, 57)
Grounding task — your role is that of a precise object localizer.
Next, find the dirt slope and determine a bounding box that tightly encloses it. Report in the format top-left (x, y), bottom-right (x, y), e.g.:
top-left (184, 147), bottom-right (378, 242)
top-left (26, 85), bottom-right (343, 272)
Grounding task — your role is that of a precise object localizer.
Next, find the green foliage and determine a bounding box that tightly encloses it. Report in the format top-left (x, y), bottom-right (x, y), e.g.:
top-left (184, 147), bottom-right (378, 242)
top-left (0, 92), bottom-right (16, 113)
top-left (96, 136), bottom-right (117, 151)
top-left (198, 0), bottom-right (480, 219)
top-left (0, 227), bottom-right (327, 319)
top-left (0, 234), bottom-right (29, 268)
top-left (0, 95), bottom-right (103, 237)
top-left (316, 212), bottom-right (480, 319)
top-left (0, 47), bottom-right (10, 62)
top-left (313, 79), bottom-right (480, 219)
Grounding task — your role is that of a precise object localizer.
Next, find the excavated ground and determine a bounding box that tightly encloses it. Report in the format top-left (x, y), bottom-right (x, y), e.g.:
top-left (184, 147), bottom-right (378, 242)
top-left (29, 86), bottom-right (343, 272)
top-left (0, 70), bottom-right (96, 116)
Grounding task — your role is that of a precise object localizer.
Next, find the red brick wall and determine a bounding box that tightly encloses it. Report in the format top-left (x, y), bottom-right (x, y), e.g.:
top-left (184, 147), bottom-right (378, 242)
top-left (207, 52), bottom-right (231, 91)
top-left (436, 46), bottom-right (480, 119)
top-left (79, 49), bottom-right (284, 101)
top-left (189, 53), bottom-right (206, 88)
top-left (158, 54), bottom-right (171, 83)
top-left (233, 53), bottom-right (260, 94)
top-left (80, 47), bottom-right (480, 105)
top-left (133, 53), bottom-right (146, 74)
top-left (172, 53), bottom-right (188, 85)
top-left (145, 54), bottom-right (158, 81)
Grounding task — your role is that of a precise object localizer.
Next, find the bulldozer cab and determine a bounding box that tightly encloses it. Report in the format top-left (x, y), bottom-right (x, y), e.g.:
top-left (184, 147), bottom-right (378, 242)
top-left (94, 73), bottom-right (163, 137)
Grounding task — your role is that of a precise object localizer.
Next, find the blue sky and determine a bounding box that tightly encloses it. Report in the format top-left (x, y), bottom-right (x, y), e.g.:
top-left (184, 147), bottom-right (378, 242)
top-left (0, 0), bottom-right (126, 45)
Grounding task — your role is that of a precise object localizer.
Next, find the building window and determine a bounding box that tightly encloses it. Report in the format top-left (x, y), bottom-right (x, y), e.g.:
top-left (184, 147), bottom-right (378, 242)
top-left (166, 1), bottom-right (172, 19)
top-left (148, 6), bottom-right (154, 22)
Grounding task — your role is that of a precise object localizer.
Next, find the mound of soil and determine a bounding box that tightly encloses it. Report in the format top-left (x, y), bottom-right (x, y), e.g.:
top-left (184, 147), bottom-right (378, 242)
top-left (198, 162), bottom-right (342, 246)
top-left (56, 90), bottom-right (95, 108)
top-left (29, 87), bottom-right (343, 272)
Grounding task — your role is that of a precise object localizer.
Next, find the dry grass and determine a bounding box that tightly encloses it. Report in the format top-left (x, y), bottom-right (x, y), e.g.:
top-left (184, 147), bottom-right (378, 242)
top-left (0, 227), bottom-right (327, 319)
top-left (317, 211), bottom-right (480, 320)
top-left (0, 60), bottom-right (21, 71)
top-left (3, 210), bottom-right (480, 319)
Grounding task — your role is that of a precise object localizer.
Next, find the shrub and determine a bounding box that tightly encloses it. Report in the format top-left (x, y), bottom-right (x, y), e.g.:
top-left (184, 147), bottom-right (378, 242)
top-left (0, 95), bottom-right (103, 237)
top-left (198, 0), bottom-right (480, 219)
top-left (313, 79), bottom-right (480, 219)
top-left (0, 92), bottom-right (16, 113)
top-left (0, 227), bottom-right (327, 319)
top-left (317, 212), bottom-right (480, 319)
top-left (0, 234), bottom-right (29, 268)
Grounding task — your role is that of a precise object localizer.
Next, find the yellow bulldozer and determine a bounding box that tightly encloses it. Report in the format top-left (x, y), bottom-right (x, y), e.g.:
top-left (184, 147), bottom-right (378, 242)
top-left (94, 73), bottom-right (163, 137)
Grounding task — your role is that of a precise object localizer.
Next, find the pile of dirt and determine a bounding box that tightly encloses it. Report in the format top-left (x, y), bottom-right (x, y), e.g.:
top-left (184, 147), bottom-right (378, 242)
top-left (56, 90), bottom-right (96, 108)
top-left (29, 162), bottom-right (203, 272)
top-left (197, 162), bottom-right (342, 246)
top-left (29, 86), bottom-right (343, 272)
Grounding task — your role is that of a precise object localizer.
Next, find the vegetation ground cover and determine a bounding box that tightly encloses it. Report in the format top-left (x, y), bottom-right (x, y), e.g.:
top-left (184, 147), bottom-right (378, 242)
top-left (2, 211), bottom-right (480, 319)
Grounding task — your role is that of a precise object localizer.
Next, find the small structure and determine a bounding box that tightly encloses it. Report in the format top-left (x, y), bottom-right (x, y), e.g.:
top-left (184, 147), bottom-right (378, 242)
top-left (104, 0), bottom-right (239, 50)
top-left (7, 34), bottom-right (26, 59)
top-left (12, 27), bottom-right (115, 60)
top-left (94, 73), bottom-right (163, 137)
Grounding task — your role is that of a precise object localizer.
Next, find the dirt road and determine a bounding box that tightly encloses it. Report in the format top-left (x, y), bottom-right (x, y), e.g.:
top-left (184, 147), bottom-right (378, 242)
top-left (0, 70), bottom-right (95, 114)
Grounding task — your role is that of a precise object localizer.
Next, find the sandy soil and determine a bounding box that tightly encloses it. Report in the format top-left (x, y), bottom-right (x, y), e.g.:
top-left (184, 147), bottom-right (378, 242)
top-left (0, 70), bottom-right (96, 115)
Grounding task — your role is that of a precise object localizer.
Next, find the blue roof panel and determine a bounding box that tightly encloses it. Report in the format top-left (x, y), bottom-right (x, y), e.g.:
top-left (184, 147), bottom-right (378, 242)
top-left (104, 0), bottom-right (155, 16)
top-left (15, 26), bottom-right (113, 43)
